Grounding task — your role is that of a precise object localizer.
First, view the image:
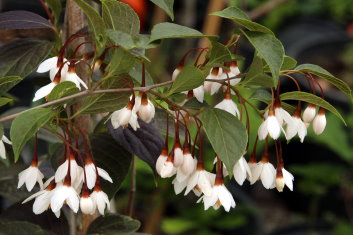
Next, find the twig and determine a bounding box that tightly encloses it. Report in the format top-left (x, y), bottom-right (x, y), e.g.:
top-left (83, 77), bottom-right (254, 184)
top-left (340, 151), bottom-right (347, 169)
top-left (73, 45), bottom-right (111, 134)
top-left (127, 155), bottom-right (136, 217)
top-left (248, 0), bottom-right (288, 20)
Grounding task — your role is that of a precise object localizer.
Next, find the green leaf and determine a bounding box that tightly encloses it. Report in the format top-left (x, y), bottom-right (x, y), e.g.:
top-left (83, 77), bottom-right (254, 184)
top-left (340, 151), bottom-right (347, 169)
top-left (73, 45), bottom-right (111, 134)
top-left (242, 56), bottom-right (274, 88)
top-left (90, 134), bottom-right (132, 199)
top-left (87, 214), bottom-right (140, 235)
top-left (242, 31), bottom-right (284, 86)
top-left (281, 56), bottom-right (297, 70)
top-left (0, 97), bottom-right (12, 107)
top-left (167, 65), bottom-right (204, 95)
top-left (74, 0), bottom-right (106, 53)
top-left (0, 76), bottom-right (22, 96)
top-left (0, 221), bottom-right (50, 235)
top-left (207, 40), bottom-right (232, 66)
top-left (45, 0), bottom-right (62, 25)
top-left (199, 108), bottom-right (248, 173)
top-left (211, 7), bottom-right (273, 34)
top-left (106, 29), bottom-right (136, 50)
top-left (10, 108), bottom-right (56, 162)
top-left (280, 91), bottom-right (346, 124)
top-left (295, 64), bottom-right (351, 97)
top-left (47, 81), bottom-right (80, 102)
top-left (0, 39), bottom-right (52, 78)
top-left (149, 22), bottom-right (206, 42)
top-left (102, 0), bottom-right (140, 36)
top-left (150, 0), bottom-right (174, 20)
top-left (107, 47), bottom-right (136, 76)
top-left (77, 77), bottom-right (130, 114)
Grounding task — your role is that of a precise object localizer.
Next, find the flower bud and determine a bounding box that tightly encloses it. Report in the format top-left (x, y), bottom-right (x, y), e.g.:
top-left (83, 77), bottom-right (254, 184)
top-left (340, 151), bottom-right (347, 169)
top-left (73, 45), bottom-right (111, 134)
top-left (137, 98), bottom-right (155, 123)
top-left (173, 147), bottom-right (184, 167)
top-left (302, 104), bottom-right (316, 123)
top-left (160, 161), bottom-right (175, 178)
top-left (172, 65), bottom-right (183, 81)
top-left (80, 195), bottom-right (94, 214)
top-left (312, 108), bottom-right (326, 135)
top-left (156, 150), bottom-right (168, 175)
top-left (275, 176), bottom-right (285, 192)
top-left (111, 107), bottom-right (132, 128)
top-left (181, 153), bottom-right (195, 175)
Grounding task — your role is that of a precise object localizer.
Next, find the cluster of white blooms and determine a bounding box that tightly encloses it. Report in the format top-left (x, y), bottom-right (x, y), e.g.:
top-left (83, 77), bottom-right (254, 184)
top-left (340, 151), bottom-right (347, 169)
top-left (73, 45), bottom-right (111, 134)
top-left (21, 143), bottom-right (113, 217)
top-left (34, 57), bottom-right (88, 102)
top-left (110, 92), bottom-right (155, 131)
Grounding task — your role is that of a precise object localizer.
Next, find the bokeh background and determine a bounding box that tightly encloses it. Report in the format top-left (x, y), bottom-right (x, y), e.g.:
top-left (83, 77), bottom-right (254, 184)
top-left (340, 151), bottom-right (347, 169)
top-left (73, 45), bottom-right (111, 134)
top-left (0, 0), bottom-right (353, 234)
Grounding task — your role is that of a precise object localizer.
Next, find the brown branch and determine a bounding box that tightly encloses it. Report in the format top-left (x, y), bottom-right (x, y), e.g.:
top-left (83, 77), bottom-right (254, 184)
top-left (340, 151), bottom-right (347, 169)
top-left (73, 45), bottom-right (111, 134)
top-left (248, 0), bottom-right (289, 20)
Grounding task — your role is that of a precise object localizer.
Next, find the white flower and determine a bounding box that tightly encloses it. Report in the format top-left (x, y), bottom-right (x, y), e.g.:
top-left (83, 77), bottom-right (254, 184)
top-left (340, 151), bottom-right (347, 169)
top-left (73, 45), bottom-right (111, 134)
top-left (312, 108), bottom-right (326, 135)
top-left (85, 162), bottom-right (113, 190)
top-left (286, 116), bottom-right (307, 142)
top-left (247, 161), bottom-right (257, 182)
top-left (37, 56), bottom-right (68, 81)
top-left (54, 157), bottom-right (83, 185)
top-left (258, 111), bottom-right (282, 140)
top-left (172, 65), bottom-right (182, 81)
top-left (173, 145), bottom-right (184, 167)
top-left (156, 149), bottom-right (168, 175)
top-left (193, 85), bottom-right (204, 103)
top-left (18, 165), bottom-right (44, 191)
top-left (33, 82), bottom-right (57, 102)
top-left (172, 177), bottom-right (189, 195)
top-left (136, 98), bottom-right (155, 123)
top-left (233, 156), bottom-right (252, 185)
top-left (22, 180), bottom-right (58, 217)
top-left (215, 96), bottom-right (240, 117)
top-left (64, 71), bottom-right (88, 90)
top-left (274, 107), bottom-right (293, 126)
top-left (111, 104), bottom-right (140, 131)
top-left (0, 135), bottom-right (11, 159)
top-left (181, 152), bottom-right (196, 176)
top-left (80, 193), bottom-right (95, 214)
top-left (91, 187), bottom-right (110, 215)
top-left (276, 168), bottom-right (294, 192)
top-left (50, 183), bottom-right (80, 213)
top-left (303, 104), bottom-right (316, 123)
top-left (200, 184), bottom-right (236, 212)
top-left (185, 169), bottom-right (215, 197)
top-left (250, 161), bottom-right (276, 189)
top-left (160, 160), bottom-right (176, 178)
top-left (204, 67), bottom-right (222, 94)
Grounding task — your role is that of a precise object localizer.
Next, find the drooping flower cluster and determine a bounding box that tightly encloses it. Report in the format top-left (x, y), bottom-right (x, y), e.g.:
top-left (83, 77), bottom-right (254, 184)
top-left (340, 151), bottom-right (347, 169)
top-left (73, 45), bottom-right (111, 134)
top-left (21, 132), bottom-right (113, 217)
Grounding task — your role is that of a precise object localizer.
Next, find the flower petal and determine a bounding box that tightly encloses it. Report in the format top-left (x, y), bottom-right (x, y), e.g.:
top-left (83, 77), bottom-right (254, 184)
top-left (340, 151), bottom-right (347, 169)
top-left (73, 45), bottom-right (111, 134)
top-left (33, 82), bottom-right (56, 102)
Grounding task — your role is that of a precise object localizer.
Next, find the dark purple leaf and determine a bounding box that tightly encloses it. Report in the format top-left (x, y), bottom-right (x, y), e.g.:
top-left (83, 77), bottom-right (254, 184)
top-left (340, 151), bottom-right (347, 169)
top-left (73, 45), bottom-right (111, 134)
top-left (0, 11), bottom-right (52, 30)
top-left (107, 119), bottom-right (164, 171)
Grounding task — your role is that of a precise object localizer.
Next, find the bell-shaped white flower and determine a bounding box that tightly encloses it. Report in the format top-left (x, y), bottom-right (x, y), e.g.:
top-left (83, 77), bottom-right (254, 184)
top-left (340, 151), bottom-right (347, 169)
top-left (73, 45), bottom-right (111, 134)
top-left (172, 65), bottom-right (182, 81)
top-left (172, 176), bottom-right (189, 195)
top-left (250, 159), bottom-right (276, 189)
top-left (181, 151), bottom-right (196, 176)
top-left (214, 95), bottom-right (240, 117)
top-left (33, 82), bottom-right (57, 102)
top-left (274, 106), bottom-right (293, 126)
top-left (233, 156), bottom-right (252, 185)
top-left (185, 168), bottom-right (215, 197)
top-left (160, 157), bottom-right (176, 178)
top-left (302, 104), bottom-right (316, 123)
top-left (22, 180), bottom-right (60, 218)
top-left (229, 61), bottom-right (241, 83)
top-left (135, 94), bottom-right (155, 123)
top-left (91, 186), bottom-right (110, 215)
top-left (84, 160), bottom-right (113, 190)
top-left (173, 144), bottom-right (184, 168)
top-left (18, 164), bottom-right (44, 192)
top-left (312, 108), bottom-right (326, 135)
top-left (156, 148), bottom-right (168, 175)
top-left (80, 188), bottom-right (95, 214)
top-left (64, 70), bottom-right (88, 90)
top-left (204, 67), bottom-right (221, 94)
top-left (37, 56), bottom-right (68, 81)
top-left (276, 167), bottom-right (294, 192)
top-left (0, 135), bottom-right (12, 159)
top-left (286, 115), bottom-right (307, 142)
top-left (111, 100), bottom-right (140, 131)
top-left (193, 85), bottom-right (204, 103)
top-left (258, 109), bottom-right (282, 140)
top-left (54, 154), bottom-right (83, 185)
top-left (200, 184), bottom-right (236, 212)
top-left (50, 179), bottom-right (80, 213)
